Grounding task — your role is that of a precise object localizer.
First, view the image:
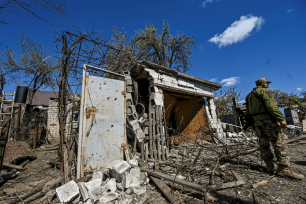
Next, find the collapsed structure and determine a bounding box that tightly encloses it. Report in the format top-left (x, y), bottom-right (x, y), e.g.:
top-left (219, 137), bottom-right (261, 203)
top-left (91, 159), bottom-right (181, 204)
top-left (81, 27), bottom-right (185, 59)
top-left (76, 61), bottom-right (224, 178)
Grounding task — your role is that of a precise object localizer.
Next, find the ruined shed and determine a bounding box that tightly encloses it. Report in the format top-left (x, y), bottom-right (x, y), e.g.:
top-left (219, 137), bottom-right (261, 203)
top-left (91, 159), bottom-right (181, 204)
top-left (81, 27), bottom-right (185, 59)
top-left (129, 61), bottom-right (223, 145)
top-left (77, 62), bottom-right (224, 178)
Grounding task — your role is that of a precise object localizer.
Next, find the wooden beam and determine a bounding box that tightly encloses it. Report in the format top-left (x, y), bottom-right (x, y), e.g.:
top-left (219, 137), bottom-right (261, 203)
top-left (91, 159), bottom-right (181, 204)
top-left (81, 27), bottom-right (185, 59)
top-left (287, 135), bottom-right (306, 144)
top-left (207, 180), bottom-right (245, 191)
top-left (2, 163), bottom-right (23, 170)
top-left (136, 164), bottom-right (207, 193)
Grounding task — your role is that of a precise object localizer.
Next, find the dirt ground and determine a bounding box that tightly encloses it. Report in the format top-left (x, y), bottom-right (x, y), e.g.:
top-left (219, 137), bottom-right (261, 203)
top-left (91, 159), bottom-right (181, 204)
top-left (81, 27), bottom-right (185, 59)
top-left (0, 132), bottom-right (305, 204)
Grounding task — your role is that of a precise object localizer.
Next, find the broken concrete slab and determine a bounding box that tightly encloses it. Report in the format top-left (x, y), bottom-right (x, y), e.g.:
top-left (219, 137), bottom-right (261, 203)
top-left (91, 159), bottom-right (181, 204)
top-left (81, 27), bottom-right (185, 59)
top-left (88, 186), bottom-right (104, 202)
top-left (56, 180), bottom-right (79, 203)
top-left (122, 170), bottom-right (140, 189)
top-left (128, 159), bottom-right (138, 166)
top-left (140, 172), bottom-right (150, 185)
top-left (77, 182), bottom-right (90, 201)
top-left (109, 160), bottom-right (131, 182)
top-left (85, 178), bottom-right (102, 192)
top-left (99, 192), bottom-right (119, 203)
top-left (92, 169), bottom-right (108, 181)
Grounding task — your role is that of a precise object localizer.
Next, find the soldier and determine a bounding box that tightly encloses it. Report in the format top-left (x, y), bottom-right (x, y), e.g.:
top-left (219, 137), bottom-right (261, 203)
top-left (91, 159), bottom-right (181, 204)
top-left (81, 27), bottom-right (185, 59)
top-left (245, 78), bottom-right (304, 179)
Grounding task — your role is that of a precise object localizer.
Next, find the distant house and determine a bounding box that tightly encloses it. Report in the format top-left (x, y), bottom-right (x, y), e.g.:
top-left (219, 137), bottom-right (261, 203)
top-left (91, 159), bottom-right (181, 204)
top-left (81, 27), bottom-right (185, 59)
top-left (27, 91), bottom-right (57, 107)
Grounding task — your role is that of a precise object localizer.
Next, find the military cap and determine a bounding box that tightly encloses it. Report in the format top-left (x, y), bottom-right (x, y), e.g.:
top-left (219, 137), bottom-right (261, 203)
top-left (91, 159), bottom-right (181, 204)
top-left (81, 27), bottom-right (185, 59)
top-left (255, 77), bottom-right (271, 86)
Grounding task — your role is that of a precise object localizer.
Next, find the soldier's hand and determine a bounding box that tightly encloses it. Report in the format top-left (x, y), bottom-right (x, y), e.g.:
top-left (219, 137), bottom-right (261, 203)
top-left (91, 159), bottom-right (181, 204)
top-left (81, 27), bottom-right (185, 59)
top-left (280, 121), bottom-right (287, 129)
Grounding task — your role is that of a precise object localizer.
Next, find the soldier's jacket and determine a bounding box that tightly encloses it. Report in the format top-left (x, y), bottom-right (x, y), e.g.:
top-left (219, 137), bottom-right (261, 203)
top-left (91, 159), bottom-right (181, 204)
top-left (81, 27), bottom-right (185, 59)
top-left (246, 87), bottom-right (284, 122)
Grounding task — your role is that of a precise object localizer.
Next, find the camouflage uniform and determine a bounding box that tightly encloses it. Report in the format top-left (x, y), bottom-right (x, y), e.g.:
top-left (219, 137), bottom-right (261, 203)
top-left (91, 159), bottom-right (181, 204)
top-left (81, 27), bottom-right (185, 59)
top-left (246, 87), bottom-right (290, 166)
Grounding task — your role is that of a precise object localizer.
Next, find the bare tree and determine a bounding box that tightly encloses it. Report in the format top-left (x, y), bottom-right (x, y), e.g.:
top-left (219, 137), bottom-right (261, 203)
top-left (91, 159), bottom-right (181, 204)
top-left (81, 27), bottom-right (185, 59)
top-left (0, 0), bottom-right (68, 25)
top-left (105, 22), bottom-right (198, 73)
top-left (0, 34), bottom-right (59, 104)
top-left (214, 87), bottom-right (242, 116)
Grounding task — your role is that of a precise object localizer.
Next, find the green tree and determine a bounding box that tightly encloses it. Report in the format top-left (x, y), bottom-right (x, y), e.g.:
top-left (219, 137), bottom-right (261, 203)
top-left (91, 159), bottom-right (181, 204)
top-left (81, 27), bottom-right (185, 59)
top-left (0, 34), bottom-right (59, 104)
top-left (271, 90), bottom-right (289, 105)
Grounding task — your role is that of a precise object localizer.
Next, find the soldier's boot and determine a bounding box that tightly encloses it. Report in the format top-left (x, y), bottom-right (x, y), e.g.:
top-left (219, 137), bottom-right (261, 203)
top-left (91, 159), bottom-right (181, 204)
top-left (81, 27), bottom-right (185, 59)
top-left (276, 165), bottom-right (304, 180)
top-left (265, 162), bottom-right (277, 173)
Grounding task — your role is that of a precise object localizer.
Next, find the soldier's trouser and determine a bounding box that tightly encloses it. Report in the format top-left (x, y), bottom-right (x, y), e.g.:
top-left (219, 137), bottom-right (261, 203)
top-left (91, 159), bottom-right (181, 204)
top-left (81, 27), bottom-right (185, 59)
top-left (254, 120), bottom-right (290, 166)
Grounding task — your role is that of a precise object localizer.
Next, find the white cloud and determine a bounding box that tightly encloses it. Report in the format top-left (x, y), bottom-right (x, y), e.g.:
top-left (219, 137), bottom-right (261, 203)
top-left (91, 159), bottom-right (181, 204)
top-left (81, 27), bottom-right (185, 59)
top-left (220, 77), bottom-right (240, 86)
top-left (200, 0), bottom-right (219, 7)
top-left (209, 78), bottom-right (217, 82)
top-left (296, 88), bottom-right (302, 91)
top-left (208, 14), bottom-right (265, 48)
top-left (287, 8), bottom-right (294, 13)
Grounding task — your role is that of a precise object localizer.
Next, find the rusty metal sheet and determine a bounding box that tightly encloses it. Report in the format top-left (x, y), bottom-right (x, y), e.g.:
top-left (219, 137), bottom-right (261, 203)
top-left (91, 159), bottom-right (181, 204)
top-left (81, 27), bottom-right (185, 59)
top-left (77, 74), bottom-right (126, 178)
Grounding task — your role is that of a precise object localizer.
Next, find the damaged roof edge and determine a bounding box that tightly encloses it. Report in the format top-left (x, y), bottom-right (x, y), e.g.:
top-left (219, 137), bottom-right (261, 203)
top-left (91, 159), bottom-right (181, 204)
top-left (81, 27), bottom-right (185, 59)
top-left (132, 61), bottom-right (222, 91)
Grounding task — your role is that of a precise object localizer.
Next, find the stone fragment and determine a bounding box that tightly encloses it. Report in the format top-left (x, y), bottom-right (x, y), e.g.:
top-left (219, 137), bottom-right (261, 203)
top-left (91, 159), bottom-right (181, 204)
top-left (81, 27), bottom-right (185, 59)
top-left (125, 187), bottom-right (133, 195)
top-left (138, 194), bottom-right (151, 204)
top-left (56, 180), bottom-right (79, 203)
top-left (116, 182), bottom-right (124, 191)
top-left (133, 185), bottom-right (146, 196)
top-left (99, 192), bottom-right (119, 203)
top-left (88, 186), bottom-right (104, 202)
top-left (128, 159), bottom-right (138, 166)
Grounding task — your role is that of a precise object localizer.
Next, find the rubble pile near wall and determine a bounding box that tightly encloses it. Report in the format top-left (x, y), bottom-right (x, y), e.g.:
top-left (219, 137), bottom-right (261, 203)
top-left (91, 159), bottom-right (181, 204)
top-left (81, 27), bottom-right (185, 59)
top-left (55, 160), bottom-right (151, 204)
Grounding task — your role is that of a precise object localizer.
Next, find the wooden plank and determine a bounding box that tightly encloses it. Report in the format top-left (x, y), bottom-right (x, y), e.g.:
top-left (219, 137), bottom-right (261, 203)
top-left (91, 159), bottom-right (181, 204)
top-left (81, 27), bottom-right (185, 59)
top-left (149, 101), bottom-right (153, 159)
top-left (207, 180), bottom-right (245, 191)
top-left (150, 176), bottom-right (181, 204)
top-left (144, 143), bottom-right (148, 161)
top-left (136, 163), bottom-right (207, 193)
top-left (141, 142), bottom-right (144, 160)
top-left (152, 105), bottom-right (157, 160)
top-left (2, 163), bottom-right (23, 170)
top-left (161, 106), bottom-right (166, 160)
top-left (287, 135), bottom-right (306, 144)
top-left (156, 106), bottom-right (161, 161)
top-left (64, 147), bottom-right (69, 183)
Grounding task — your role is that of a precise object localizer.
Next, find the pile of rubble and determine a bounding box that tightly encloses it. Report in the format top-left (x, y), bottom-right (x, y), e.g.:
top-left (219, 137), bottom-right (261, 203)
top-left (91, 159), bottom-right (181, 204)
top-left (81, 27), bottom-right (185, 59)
top-left (56, 160), bottom-right (150, 204)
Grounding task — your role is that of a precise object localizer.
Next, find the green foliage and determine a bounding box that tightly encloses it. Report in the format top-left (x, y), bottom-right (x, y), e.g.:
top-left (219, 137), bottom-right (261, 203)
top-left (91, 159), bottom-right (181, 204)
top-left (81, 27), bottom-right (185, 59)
top-left (271, 89), bottom-right (305, 106)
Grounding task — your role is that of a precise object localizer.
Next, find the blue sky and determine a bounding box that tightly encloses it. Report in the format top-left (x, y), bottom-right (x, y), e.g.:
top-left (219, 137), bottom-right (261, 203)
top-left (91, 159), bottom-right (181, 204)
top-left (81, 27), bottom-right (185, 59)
top-left (1, 0), bottom-right (306, 100)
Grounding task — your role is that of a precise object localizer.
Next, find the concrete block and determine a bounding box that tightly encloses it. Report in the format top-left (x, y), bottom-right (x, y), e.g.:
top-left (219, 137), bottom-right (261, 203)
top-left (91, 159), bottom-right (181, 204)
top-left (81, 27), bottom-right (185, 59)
top-left (85, 179), bottom-right (102, 192)
top-left (56, 180), bottom-right (79, 203)
top-left (92, 169), bottom-right (108, 181)
top-left (122, 168), bottom-right (140, 189)
top-left (109, 160), bottom-right (131, 182)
